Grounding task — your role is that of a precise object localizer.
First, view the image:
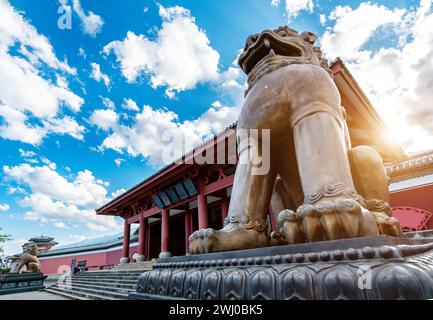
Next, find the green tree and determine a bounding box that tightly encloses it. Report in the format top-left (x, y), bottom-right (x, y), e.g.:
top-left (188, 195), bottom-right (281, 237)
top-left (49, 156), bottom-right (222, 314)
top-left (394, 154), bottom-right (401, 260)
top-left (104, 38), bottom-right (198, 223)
top-left (0, 228), bottom-right (12, 258)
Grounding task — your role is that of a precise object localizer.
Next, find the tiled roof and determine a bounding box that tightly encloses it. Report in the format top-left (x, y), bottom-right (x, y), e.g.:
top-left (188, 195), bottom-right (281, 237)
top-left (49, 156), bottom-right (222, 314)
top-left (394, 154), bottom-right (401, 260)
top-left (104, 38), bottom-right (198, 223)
top-left (28, 235), bottom-right (56, 243)
top-left (38, 228), bottom-right (138, 257)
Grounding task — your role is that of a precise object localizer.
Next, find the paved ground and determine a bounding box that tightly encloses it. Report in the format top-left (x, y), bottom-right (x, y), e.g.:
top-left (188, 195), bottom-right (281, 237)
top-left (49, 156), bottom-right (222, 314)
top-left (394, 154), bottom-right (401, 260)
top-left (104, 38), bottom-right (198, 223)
top-left (0, 280), bottom-right (71, 300)
top-left (0, 290), bottom-right (70, 300)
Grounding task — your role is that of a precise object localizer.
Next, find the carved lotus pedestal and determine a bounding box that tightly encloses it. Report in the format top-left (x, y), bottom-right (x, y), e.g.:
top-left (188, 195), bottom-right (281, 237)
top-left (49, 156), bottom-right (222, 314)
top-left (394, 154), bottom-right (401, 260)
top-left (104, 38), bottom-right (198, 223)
top-left (129, 233), bottom-right (433, 300)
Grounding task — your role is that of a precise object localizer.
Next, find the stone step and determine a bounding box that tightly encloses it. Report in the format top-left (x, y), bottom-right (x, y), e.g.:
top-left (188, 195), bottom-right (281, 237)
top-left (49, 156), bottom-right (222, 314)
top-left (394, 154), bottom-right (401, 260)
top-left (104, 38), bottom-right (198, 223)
top-left (44, 287), bottom-right (89, 300)
top-left (59, 275), bottom-right (138, 283)
top-left (112, 262), bottom-right (155, 270)
top-left (48, 286), bottom-right (122, 300)
top-left (72, 273), bottom-right (141, 280)
top-left (61, 279), bottom-right (137, 290)
top-left (74, 270), bottom-right (145, 275)
top-left (47, 283), bottom-right (128, 300)
top-left (62, 277), bottom-right (139, 284)
top-left (45, 286), bottom-right (120, 301)
top-left (76, 269), bottom-right (148, 275)
top-left (75, 270), bottom-right (147, 276)
top-left (58, 281), bottom-right (135, 295)
top-left (43, 266), bottom-right (151, 300)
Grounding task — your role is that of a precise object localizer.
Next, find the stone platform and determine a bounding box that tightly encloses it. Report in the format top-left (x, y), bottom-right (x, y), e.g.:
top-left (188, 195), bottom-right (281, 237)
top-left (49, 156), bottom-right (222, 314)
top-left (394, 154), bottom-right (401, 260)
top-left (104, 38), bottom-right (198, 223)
top-left (0, 272), bottom-right (47, 295)
top-left (129, 235), bottom-right (433, 300)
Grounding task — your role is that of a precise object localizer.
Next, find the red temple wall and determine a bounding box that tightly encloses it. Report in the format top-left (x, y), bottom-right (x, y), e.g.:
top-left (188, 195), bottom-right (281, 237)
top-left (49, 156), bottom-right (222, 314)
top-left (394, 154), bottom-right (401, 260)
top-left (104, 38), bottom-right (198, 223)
top-left (39, 252), bottom-right (107, 275)
top-left (39, 244), bottom-right (138, 275)
top-left (390, 184), bottom-right (433, 229)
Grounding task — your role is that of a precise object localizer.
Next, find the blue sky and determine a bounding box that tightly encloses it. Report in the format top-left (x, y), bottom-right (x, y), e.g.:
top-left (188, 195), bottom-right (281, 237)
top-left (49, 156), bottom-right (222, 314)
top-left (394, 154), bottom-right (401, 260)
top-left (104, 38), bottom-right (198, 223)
top-left (1, 0), bottom-right (432, 256)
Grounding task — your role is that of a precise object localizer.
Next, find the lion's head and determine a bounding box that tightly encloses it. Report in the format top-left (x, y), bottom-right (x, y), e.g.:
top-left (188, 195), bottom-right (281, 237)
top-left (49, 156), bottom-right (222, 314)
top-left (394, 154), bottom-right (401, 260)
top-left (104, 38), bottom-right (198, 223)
top-left (23, 243), bottom-right (38, 256)
top-left (238, 26), bottom-right (330, 93)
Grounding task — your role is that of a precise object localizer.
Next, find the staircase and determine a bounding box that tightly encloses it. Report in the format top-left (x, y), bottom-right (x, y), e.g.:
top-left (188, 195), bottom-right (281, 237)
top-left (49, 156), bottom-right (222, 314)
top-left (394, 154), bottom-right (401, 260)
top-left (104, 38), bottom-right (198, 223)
top-left (44, 262), bottom-right (154, 300)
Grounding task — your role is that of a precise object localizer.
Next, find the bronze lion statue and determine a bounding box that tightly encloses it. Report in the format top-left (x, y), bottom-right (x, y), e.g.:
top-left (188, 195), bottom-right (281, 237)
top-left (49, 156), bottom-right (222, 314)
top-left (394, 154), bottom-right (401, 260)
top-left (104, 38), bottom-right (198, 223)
top-left (17, 244), bottom-right (41, 273)
top-left (189, 26), bottom-right (401, 254)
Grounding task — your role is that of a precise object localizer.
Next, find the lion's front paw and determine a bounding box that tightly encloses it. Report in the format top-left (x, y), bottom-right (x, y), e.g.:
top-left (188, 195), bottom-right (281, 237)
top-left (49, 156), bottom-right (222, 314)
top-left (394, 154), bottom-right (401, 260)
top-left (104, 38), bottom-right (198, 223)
top-left (188, 223), bottom-right (269, 254)
top-left (371, 212), bottom-right (403, 237)
top-left (365, 199), bottom-right (403, 237)
top-left (296, 199), bottom-right (379, 242)
top-left (271, 209), bottom-right (305, 246)
top-left (189, 228), bottom-right (218, 254)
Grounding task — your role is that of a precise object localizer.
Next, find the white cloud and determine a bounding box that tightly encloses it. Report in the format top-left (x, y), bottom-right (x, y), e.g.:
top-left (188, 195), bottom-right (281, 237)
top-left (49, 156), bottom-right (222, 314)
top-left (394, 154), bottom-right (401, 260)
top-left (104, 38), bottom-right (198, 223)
top-left (19, 149), bottom-right (36, 158)
top-left (3, 239), bottom-right (26, 256)
top-left (68, 234), bottom-right (88, 243)
top-left (321, 3), bottom-right (406, 60)
top-left (42, 116), bottom-right (85, 141)
top-left (7, 186), bottom-right (26, 195)
top-left (111, 188), bottom-right (126, 198)
top-left (4, 163), bottom-right (107, 208)
top-left (78, 47), bottom-right (86, 59)
top-left (20, 193), bottom-right (118, 232)
top-left (103, 4), bottom-right (220, 98)
top-left (271, 0), bottom-right (314, 19)
top-left (3, 161), bottom-right (121, 233)
top-left (90, 109), bottom-right (119, 131)
top-left (321, 1), bottom-right (433, 154)
top-left (121, 98), bottom-right (140, 111)
top-left (320, 14), bottom-right (326, 25)
top-left (0, 0), bottom-right (75, 73)
top-left (72, 0), bottom-right (104, 37)
top-left (0, 106), bottom-right (45, 145)
top-left (0, 0), bottom-right (84, 145)
top-left (0, 203), bottom-right (10, 212)
top-left (218, 65), bottom-right (246, 103)
top-left (54, 221), bottom-right (68, 229)
top-left (114, 158), bottom-right (124, 167)
top-left (143, 7), bottom-right (149, 13)
top-left (40, 157), bottom-right (57, 170)
top-left (100, 96), bottom-right (115, 109)
top-left (90, 99), bottom-right (240, 166)
top-left (90, 62), bottom-right (111, 89)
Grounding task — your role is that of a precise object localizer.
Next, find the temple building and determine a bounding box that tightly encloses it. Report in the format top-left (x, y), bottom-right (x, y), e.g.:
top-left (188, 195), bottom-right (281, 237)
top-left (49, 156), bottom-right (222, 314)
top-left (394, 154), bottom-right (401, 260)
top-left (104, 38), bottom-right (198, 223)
top-left (25, 235), bottom-right (58, 253)
top-left (37, 59), bottom-right (433, 274)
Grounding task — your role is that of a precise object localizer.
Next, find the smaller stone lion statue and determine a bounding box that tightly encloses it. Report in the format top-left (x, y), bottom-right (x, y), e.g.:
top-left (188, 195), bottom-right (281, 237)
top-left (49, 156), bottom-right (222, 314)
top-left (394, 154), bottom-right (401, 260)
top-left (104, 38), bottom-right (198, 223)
top-left (16, 244), bottom-right (41, 273)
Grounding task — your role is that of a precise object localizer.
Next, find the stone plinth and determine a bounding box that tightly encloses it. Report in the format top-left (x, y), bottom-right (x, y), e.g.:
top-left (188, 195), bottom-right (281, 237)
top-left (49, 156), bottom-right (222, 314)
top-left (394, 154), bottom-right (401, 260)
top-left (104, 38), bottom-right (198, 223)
top-left (0, 272), bottom-right (47, 295)
top-left (129, 235), bottom-right (433, 300)
top-left (119, 257), bottom-right (130, 264)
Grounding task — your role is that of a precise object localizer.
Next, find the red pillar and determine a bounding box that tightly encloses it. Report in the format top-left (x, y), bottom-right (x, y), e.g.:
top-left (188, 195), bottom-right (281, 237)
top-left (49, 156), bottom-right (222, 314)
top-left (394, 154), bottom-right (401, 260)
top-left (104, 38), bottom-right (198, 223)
top-left (197, 179), bottom-right (208, 230)
top-left (160, 208), bottom-right (171, 258)
top-left (146, 222), bottom-right (150, 260)
top-left (184, 208), bottom-right (192, 254)
top-left (137, 215), bottom-right (147, 262)
top-left (197, 193), bottom-right (208, 230)
top-left (221, 195), bottom-right (229, 226)
top-left (121, 218), bottom-right (130, 263)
